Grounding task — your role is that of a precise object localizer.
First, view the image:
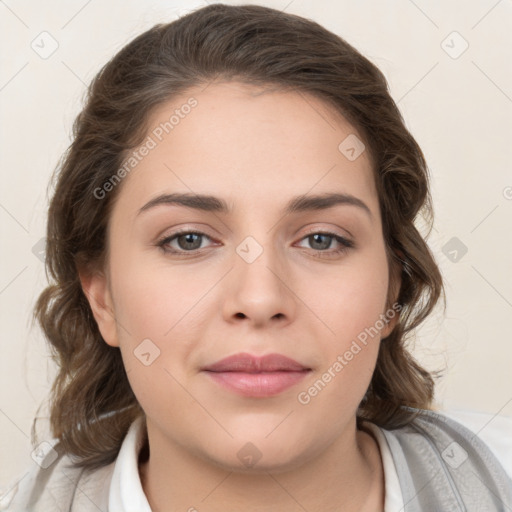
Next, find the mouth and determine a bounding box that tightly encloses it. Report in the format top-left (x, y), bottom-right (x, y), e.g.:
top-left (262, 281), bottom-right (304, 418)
top-left (203, 370), bottom-right (311, 397)
top-left (201, 352), bottom-right (312, 397)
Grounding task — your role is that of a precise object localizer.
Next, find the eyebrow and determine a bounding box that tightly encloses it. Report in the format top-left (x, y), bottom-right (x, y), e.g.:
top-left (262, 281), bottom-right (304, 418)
top-left (137, 192), bottom-right (373, 220)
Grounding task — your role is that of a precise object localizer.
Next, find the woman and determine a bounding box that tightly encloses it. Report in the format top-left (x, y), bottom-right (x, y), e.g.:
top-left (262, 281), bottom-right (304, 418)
top-left (3, 4), bottom-right (511, 511)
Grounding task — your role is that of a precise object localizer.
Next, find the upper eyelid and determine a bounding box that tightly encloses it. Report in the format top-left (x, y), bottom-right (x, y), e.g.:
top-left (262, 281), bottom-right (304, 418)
top-left (300, 225), bottom-right (352, 239)
top-left (159, 220), bottom-right (353, 237)
top-left (161, 227), bottom-right (350, 239)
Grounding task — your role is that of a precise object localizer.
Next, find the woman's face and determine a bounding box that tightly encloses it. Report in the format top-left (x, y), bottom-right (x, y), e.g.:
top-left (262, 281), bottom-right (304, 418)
top-left (83, 81), bottom-right (398, 471)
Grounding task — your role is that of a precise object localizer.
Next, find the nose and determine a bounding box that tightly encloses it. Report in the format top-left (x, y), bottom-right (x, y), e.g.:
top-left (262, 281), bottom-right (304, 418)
top-left (222, 238), bottom-right (296, 328)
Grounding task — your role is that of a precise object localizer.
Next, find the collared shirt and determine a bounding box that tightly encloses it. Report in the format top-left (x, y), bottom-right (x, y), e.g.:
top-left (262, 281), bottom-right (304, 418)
top-left (2, 409), bottom-right (511, 511)
top-left (106, 409), bottom-right (512, 512)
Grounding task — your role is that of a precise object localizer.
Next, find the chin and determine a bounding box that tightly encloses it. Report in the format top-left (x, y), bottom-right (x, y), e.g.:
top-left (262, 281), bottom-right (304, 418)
top-left (205, 450), bottom-right (307, 475)
top-left (194, 434), bottom-right (313, 475)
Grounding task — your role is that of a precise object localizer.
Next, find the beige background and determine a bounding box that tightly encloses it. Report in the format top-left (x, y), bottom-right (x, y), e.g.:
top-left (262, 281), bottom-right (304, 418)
top-left (1, 0), bottom-right (511, 488)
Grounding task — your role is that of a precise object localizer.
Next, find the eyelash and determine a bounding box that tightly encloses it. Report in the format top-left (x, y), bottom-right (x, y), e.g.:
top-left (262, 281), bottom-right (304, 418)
top-left (156, 229), bottom-right (355, 259)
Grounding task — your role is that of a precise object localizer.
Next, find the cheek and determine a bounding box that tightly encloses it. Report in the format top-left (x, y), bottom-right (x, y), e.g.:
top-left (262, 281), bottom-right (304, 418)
top-left (109, 248), bottom-right (210, 339)
top-left (110, 269), bottom-right (197, 421)
top-left (312, 251), bottom-right (390, 343)
top-left (304, 248), bottom-right (389, 403)
top-left (296, 262), bottom-right (388, 418)
top-left (109, 236), bottom-right (390, 358)
top-left (107, 252), bottom-right (211, 401)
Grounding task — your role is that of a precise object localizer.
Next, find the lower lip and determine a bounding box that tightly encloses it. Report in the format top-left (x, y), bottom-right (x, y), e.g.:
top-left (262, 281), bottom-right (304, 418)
top-left (203, 370), bottom-right (310, 397)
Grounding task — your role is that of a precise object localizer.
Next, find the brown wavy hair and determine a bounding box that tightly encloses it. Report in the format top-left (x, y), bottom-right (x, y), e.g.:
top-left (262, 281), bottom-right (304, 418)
top-left (33, 3), bottom-right (445, 470)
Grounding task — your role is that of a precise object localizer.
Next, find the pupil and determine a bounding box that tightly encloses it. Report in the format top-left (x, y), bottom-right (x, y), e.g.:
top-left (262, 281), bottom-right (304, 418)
top-left (312, 234), bottom-right (330, 250)
top-left (181, 233), bottom-right (200, 250)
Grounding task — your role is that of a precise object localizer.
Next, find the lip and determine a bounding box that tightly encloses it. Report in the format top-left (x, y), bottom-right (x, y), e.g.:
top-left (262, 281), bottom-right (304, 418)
top-left (201, 352), bottom-right (310, 373)
top-left (201, 352), bottom-right (311, 398)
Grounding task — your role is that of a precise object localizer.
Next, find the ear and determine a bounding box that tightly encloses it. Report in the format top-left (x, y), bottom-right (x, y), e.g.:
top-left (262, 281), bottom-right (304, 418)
top-left (78, 267), bottom-right (119, 348)
top-left (380, 303), bottom-right (400, 339)
top-left (381, 250), bottom-right (403, 339)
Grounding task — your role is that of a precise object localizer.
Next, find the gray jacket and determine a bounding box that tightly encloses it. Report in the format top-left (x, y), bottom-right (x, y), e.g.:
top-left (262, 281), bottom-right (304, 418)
top-left (3, 408), bottom-right (512, 511)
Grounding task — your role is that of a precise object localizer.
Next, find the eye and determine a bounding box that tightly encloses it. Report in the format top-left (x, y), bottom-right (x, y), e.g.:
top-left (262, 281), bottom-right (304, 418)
top-left (296, 231), bottom-right (354, 257)
top-left (157, 230), bottom-right (215, 255)
top-left (156, 229), bottom-right (354, 258)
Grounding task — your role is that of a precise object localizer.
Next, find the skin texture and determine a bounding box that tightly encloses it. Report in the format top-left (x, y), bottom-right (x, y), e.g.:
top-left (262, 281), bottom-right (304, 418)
top-left (80, 81), bottom-right (400, 511)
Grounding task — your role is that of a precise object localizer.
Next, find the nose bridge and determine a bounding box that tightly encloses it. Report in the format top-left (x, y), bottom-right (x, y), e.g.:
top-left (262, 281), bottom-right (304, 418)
top-left (223, 230), bottom-right (294, 324)
top-left (235, 232), bottom-right (283, 293)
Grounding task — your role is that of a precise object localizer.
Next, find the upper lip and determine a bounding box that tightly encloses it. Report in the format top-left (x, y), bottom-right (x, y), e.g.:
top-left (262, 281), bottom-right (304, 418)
top-left (201, 352), bottom-right (311, 373)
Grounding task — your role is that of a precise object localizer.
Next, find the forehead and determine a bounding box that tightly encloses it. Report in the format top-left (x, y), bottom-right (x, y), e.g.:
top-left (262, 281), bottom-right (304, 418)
top-left (112, 81), bottom-right (378, 219)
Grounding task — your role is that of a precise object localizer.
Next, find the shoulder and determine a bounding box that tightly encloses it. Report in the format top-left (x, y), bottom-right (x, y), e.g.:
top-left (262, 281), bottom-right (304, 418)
top-left (378, 407), bottom-right (512, 510)
top-left (1, 442), bottom-right (114, 512)
top-left (437, 408), bottom-right (512, 480)
top-left (393, 407), bottom-right (512, 477)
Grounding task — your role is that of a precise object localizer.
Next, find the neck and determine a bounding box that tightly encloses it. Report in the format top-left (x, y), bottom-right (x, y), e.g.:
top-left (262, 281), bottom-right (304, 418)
top-left (139, 420), bottom-right (384, 512)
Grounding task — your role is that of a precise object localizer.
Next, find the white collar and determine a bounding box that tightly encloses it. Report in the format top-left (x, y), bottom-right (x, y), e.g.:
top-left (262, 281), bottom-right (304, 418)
top-left (363, 422), bottom-right (405, 512)
top-left (108, 417), bottom-right (403, 511)
top-left (108, 416), bottom-right (152, 512)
